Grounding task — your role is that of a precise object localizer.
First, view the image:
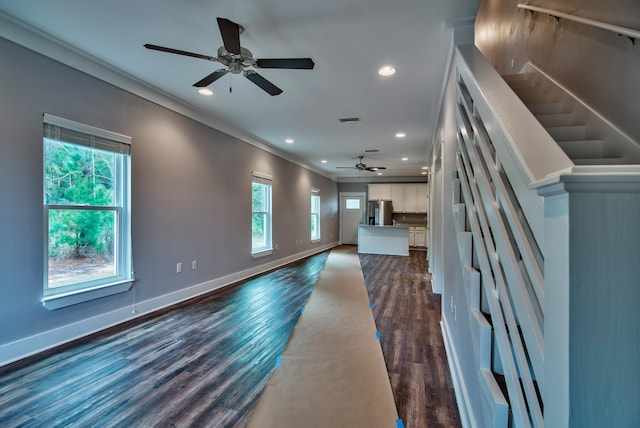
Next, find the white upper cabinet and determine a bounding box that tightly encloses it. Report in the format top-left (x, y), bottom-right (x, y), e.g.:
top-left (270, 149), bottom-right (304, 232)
top-left (368, 184), bottom-right (391, 200)
top-left (369, 183), bottom-right (428, 213)
top-left (390, 184), bottom-right (405, 212)
top-left (416, 183), bottom-right (428, 212)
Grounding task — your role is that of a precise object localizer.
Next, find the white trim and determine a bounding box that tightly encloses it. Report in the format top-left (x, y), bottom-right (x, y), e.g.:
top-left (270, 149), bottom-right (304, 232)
top-left (251, 248), bottom-right (273, 258)
top-left (0, 242), bottom-right (339, 368)
top-left (251, 171), bottom-right (273, 181)
top-left (43, 280), bottom-right (133, 309)
top-left (43, 113), bottom-right (132, 144)
top-left (441, 318), bottom-right (477, 428)
top-left (338, 192), bottom-right (366, 245)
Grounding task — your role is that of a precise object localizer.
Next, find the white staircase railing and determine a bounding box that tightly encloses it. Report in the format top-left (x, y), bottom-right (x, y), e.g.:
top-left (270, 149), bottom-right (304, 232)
top-left (452, 45), bottom-right (574, 427)
top-left (450, 43), bottom-right (640, 428)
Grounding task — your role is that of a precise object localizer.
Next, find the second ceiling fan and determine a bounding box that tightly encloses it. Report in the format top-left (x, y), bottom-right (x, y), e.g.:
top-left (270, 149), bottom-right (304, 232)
top-left (145, 17), bottom-right (315, 96)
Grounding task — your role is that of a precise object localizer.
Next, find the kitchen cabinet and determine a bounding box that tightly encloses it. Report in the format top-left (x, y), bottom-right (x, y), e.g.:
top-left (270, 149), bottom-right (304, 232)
top-left (390, 184), bottom-right (404, 212)
top-left (369, 183), bottom-right (428, 213)
top-left (417, 184), bottom-right (428, 212)
top-left (409, 226), bottom-right (426, 247)
top-left (368, 184), bottom-right (391, 200)
top-left (414, 227), bottom-right (427, 247)
top-left (403, 184), bottom-right (418, 212)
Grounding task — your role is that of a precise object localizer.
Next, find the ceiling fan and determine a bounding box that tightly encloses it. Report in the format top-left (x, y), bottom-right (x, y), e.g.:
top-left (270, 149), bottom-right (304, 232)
top-left (144, 17), bottom-right (315, 96)
top-left (336, 155), bottom-right (387, 172)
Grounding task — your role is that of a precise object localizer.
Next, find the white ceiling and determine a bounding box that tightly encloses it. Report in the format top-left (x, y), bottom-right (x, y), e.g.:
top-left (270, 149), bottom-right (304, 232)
top-left (0, 0), bottom-right (478, 181)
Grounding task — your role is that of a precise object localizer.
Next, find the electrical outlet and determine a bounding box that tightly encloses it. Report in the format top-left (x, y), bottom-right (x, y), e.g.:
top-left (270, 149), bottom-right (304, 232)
top-left (176, 262), bottom-right (182, 273)
top-left (192, 260), bottom-right (197, 270)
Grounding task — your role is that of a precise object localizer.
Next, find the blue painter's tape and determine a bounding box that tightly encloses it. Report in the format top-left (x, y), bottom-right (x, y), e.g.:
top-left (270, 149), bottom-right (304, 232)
top-left (369, 303), bottom-right (373, 309)
top-left (376, 331), bottom-right (381, 340)
top-left (275, 355), bottom-right (282, 368)
top-left (396, 419), bottom-right (405, 428)
top-left (301, 307), bottom-right (305, 313)
top-left (311, 287), bottom-right (314, 292)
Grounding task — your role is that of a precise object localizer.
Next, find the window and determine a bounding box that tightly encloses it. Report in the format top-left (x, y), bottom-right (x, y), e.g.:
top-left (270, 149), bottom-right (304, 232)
top-left (311, 188), bottom-right (321, 242)
top-left (345, 198), bottom-right (361, 210)
top-left (252, 171), bottom-right (272, 257)
top-left (43, 114), bottom-right (133, 309)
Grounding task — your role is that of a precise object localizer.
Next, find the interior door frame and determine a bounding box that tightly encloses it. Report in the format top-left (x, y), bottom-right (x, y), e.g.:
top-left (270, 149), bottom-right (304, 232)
top-left (339, 191), bottom-right (367, 245)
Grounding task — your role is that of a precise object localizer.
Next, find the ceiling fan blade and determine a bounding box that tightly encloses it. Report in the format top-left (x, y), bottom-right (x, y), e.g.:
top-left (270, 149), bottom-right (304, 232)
top-left (217, 17), bottom-right (242, 55)
top-left (336, 167), bottom-right (358, 169)
top-left (144, 44), bottom-right (217, 61)
top-left (255, 58), bottom-right (315, 69)
top-left (244, 71), bottom-right (283, 96)
top-left (193, 69), bottom-right (229, 88)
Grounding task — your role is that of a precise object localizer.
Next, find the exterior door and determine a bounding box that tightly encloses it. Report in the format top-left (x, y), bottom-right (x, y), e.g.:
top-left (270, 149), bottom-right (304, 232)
top-left (340, 192), bottom-right (366, 245)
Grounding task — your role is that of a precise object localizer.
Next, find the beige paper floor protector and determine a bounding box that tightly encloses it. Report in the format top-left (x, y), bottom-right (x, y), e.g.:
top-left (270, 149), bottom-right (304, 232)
top-left (247, 247), bottom-right (400, 428)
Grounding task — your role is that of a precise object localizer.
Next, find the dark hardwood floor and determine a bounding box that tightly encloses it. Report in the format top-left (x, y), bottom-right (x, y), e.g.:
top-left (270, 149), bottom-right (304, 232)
top-left (0, 253), bottom-right (329, 428)
top-left (0, 248), bottom-right (460, 427)
top-left (360, 249), bottom-right (461, 428)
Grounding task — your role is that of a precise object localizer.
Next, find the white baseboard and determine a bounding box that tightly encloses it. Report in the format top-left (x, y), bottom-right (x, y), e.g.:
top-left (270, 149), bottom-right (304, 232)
top-left (441, 318), bottom-right (477, 428)
top-left (0, 243), bottom-right (338, 367)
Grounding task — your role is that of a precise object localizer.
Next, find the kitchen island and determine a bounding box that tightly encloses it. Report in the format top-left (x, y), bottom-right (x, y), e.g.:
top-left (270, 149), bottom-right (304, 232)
top-left (357, 225), bottom-right (409, 256)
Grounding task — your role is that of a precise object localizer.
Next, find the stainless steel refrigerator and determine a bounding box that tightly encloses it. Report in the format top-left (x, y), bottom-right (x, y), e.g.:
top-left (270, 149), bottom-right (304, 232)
top-left (367, 200), bottom-right (393, 225)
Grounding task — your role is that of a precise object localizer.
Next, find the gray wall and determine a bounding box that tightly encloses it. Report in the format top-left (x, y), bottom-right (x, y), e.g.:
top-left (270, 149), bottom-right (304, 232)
top-left (0, 37), bottom-right (338, 352)
top-left (475, 0), bottom-right (640, 142)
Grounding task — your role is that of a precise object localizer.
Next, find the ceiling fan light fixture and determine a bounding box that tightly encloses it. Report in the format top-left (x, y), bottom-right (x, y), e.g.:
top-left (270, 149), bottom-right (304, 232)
top-left (198, 88), bottom-right (214, 96)
top-left (378, 65), bottom-right (396, 76)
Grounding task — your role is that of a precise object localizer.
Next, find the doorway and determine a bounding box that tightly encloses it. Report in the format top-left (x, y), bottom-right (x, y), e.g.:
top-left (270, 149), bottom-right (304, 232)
top-left (339, 192), bottom-right (366, 245)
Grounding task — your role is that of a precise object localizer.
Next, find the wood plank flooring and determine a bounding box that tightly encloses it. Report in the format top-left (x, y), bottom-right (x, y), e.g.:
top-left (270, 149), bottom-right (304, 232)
top-left (0, 253), bottom-right (329, 428)
top-left (0, 248), bottom-right (460, 427)
top-left (359, 249), bottom-right (461, 428)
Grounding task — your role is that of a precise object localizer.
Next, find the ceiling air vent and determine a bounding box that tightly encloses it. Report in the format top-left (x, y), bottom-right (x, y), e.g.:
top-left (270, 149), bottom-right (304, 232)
top-left (339, 117), bottom-right (361, 123)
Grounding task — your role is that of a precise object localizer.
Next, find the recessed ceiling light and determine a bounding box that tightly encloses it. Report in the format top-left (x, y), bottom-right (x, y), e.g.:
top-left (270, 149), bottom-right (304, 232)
top-left (378, 65), bottom-right (396, 76)
top-left (285, 138), bottom-right (294, 144)
top-left (421, 171), bottom-right (427, 175)
top-left (321, 160), bottom-right (327, 164)
top-left (421, 166), bottom-right (428, 170)
top-left (377, 172), bottom-right (383, 176)
top-left (401, 157), bottom-right (409, 161)
top-left (198, 88), bottom-right (213, 96)
top-left (395, 132), bottom-right (406, 138)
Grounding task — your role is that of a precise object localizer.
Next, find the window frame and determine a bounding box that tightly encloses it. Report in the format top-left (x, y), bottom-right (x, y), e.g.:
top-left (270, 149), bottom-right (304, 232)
top-left (251, 171), bottom-right (273, 258)
top-left (42, 114), bottom-right (133, 309)
top-left (311, 188), bottom-right (321, 242)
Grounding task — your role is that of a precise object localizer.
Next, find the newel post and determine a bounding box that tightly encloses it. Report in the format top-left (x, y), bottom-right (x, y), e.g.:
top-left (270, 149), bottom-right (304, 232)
top-left (535, 168), bottom-right (640, 427)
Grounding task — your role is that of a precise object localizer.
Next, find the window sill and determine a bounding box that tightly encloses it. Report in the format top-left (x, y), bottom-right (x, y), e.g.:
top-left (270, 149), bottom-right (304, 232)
top-left (42, 279), bottom-right (133, 310)
top-left (311, 239), bottom-right (321, 244)
top-left (251, 248), bottom-right (273, 259)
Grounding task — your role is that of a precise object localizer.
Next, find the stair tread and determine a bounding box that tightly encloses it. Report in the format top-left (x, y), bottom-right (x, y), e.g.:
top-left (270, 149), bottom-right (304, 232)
top-left (572, 157), bottom-right (628, 165)
top-left (535, 113), bottom-right (576, 127)
top-left (527, 103), bottom-right (566, 115)
top-left (546, 125), bottom-right (587, 141)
